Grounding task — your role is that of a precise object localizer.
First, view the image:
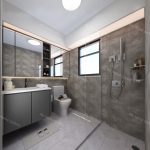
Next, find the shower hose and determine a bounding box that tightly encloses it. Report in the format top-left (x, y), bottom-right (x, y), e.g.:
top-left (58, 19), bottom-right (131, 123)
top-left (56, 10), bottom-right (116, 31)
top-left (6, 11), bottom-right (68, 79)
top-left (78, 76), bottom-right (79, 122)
top-left (110, 60), bottom-right (125, 100)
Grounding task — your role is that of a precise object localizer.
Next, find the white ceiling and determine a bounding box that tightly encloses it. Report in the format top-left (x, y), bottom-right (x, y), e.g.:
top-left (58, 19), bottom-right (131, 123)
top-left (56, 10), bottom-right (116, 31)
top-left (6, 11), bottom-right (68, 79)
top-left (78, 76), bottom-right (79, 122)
top-left (5, 0), bottom-right (114, 36)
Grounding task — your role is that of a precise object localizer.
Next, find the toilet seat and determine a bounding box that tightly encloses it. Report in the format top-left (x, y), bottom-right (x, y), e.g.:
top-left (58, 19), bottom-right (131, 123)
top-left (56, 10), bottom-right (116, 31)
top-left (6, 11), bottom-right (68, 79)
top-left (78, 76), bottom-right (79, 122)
top-left (55, 98), bottom-right (71, 102)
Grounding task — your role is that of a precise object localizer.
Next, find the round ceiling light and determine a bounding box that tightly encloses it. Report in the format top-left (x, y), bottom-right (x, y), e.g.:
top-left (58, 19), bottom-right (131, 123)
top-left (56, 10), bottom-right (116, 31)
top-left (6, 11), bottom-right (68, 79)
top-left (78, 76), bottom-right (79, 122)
top-left (28, 39), bottom-right (41, 46)
top-left (62, 0), bottom-right (81, 11)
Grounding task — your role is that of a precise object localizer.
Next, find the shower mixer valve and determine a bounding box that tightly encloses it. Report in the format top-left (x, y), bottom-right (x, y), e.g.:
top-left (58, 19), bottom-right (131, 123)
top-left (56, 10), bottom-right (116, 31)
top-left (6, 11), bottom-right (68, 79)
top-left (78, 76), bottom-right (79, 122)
top-left (109, 54), bottom-right (125, 63)
top-left (109, 55), bottom-right (117, 62)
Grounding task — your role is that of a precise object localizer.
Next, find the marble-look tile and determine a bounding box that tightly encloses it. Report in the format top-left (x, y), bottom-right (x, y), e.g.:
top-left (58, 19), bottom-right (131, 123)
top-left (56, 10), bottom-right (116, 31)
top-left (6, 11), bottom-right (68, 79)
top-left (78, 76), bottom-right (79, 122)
top-left (3, 111), bottom-right (100, 150)
top-left (63, 52), bottom-right (70, 78)
top-left (3, 44), bottom-right (42, 77)
top-left (101, 19), bottom-right (145, 140)
top-left (145, 71), bottom-right (150, 150)
top-left (68, 19), bottom-right (145, 140)
top-left (2, 44), bottom-right (15, 76)
top-left (3, 140), bottom-right (25, 150)
top-left (144, 1), bottom-right (150, 149)
top-left (78, 123), bottom-right (145, 150)
top-left (86, 76), bottom-right (101, 120)
top-left (26, 79), bottom-right (67, 90)
top-left (145, 0), bottom-right (150, 74)
top-left (68, 48), bottom-right (102, 120)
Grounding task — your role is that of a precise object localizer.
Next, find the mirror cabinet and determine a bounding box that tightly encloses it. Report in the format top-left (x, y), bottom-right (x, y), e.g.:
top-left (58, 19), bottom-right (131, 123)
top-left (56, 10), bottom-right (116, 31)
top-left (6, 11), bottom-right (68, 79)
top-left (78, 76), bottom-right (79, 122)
top-left (2, 27), bottom-right (68, 78)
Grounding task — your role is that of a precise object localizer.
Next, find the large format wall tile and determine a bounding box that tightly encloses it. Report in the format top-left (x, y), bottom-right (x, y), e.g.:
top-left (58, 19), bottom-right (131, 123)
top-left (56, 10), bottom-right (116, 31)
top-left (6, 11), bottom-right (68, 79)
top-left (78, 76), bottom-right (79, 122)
top-left (67, 19), bottom-right (145, 140)
top-left (2, 44), bottom-right (15, 76)
top-left (101, 19), bottom-right (145, 140)
top-left (145, 72), bottom-right (150, 150)
top-left (63, 52), bottom-right (70, 78)
top-left (3, 44), bottom-right (42, 77)
top-left (67, 48), bottom-right (102, 118)
top-left (145, 0), bottom-right (150, 149)
top-left (86, 76), bottom-right (101, 120)
top-left (16, 47), bottom-right (42, 77)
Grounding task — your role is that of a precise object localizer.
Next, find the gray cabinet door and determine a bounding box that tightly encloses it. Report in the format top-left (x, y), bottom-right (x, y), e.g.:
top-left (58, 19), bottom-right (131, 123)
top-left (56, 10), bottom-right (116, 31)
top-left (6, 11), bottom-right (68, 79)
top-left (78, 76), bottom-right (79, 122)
top-left (32, 90), bottom-right (51, 123)
top-left (4, 93), bottom-right (31, 134)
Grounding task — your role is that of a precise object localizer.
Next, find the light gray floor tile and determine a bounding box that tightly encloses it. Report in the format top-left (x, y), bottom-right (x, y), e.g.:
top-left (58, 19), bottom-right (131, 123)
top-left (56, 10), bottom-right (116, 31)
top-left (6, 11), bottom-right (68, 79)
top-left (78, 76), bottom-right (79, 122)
top-left (78, 123), bottom-right (145, 150)
top-left (3, 110), bottom-right (100, 150)
top-left (3, 112), bottom-right (145, 150)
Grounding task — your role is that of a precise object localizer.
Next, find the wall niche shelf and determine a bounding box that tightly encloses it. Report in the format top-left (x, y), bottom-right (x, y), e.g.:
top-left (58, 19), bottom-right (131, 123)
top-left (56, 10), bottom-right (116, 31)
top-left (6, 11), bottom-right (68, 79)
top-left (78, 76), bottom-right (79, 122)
top-left (130, 65), bottom-right (145, 83)
top-left (43, 43), bottom-right (51, 77)
top-left (130, 65), bottom-right (145, 70)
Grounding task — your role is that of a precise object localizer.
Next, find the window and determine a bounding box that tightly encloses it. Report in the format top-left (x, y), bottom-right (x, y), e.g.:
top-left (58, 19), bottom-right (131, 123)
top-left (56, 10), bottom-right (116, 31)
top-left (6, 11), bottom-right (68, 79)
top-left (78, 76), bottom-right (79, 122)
top-left (54, 55), bottom-right (63, 77)
top-left (79, 40), bottom-right (100, 76)
top-left (51, 66), bottom-right (54, 77)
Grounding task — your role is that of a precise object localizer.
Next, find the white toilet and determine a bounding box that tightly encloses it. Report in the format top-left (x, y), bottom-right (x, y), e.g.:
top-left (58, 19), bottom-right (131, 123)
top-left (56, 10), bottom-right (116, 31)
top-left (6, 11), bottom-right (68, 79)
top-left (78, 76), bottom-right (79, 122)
top-left (53, 85), bottom-right (71, 117)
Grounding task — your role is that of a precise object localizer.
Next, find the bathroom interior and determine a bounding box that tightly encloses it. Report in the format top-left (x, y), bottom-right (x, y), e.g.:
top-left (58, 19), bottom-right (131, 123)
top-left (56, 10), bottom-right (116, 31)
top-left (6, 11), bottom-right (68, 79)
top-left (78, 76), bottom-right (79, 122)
top-left (0, 0), bottom-right (150, 150)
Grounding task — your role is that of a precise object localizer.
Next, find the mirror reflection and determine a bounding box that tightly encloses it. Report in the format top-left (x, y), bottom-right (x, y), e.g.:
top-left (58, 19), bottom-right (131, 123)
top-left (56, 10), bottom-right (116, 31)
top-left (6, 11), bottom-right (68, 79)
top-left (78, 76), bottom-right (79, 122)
top-left (2, 27), bottom-right (68, 78)
top-left (15, 32), bottom-right (43, 77)
top-left (2, 27), bottom-right (15, 76)
top-left (51, 45), bottom-right (65, 77)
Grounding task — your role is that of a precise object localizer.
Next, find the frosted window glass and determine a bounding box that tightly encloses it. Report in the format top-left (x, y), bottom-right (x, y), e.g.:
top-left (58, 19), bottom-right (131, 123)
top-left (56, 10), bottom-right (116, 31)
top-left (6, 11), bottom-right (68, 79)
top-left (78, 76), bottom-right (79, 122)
top-left (55, 56), bottom-right (63, 64)
top-left (55, 64), bottom-right (63, 76)
top-left (80, 42), bottom-right (99, 56)
top-left (80, 53), bottom-right (99, 75)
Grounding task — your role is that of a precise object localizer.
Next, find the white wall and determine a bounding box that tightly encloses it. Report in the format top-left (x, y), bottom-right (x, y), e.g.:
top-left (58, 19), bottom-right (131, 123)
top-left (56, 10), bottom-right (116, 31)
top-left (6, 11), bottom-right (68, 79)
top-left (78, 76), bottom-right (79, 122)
top-left (65, 0), bottom-right (145, 48)
top-left (3, 1), bottom-right (66, 48)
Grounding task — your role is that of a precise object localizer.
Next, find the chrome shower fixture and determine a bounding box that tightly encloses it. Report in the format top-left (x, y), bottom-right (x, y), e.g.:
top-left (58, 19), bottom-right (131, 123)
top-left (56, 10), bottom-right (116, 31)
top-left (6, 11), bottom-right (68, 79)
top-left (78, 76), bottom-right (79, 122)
top-left (109, 37), bottom-right (126, 99)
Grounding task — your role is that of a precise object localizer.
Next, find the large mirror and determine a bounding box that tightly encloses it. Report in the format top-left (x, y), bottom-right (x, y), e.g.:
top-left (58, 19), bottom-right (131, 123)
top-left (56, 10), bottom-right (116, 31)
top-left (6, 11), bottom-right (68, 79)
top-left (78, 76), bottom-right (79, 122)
top-left (2, 27), bottom-right (69, 77)
top-left (15, 32), bottom-right (43, 77)
top-left (2, 27), bottom-right (15, 76)
top-left (2, 27), bottom-right (43, 77)
top-left (51, 45), bottom-right (66, 77)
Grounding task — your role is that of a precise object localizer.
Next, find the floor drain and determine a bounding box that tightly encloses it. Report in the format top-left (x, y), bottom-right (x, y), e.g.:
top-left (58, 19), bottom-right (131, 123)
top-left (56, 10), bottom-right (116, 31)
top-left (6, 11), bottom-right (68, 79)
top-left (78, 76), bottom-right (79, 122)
top-left (131, 145), bottom-right (140, 150)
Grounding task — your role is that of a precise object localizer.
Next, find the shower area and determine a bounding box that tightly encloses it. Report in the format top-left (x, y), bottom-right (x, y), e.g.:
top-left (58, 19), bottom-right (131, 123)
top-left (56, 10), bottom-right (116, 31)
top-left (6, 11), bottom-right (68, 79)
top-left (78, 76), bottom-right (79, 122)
top-left (67, 18), bottom-right (145, 141)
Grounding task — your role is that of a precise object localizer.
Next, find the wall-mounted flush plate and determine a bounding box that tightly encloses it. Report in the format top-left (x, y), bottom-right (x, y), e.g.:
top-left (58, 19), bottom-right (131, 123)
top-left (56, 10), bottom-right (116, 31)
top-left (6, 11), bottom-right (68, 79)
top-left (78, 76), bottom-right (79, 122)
top-left (109, 55), bottom-right (116, 62)
top-left (112, 80), bottom-right (121, 87)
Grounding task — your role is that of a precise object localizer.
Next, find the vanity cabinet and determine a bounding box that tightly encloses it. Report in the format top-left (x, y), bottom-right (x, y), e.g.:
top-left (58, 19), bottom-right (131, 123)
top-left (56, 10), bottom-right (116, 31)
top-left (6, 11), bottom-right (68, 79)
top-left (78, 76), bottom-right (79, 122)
top-left (3, 89), bottom-right (51, 134)
top-left (4, 93), bottom-right (31, 134)
top-left (32, 90), bottom-right (51, 123)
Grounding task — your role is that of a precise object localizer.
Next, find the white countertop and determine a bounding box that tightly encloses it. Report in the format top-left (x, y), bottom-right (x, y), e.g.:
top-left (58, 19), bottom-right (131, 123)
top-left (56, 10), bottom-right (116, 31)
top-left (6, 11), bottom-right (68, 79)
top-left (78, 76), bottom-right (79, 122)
top-left (2, 87), bottom-right (51, 95)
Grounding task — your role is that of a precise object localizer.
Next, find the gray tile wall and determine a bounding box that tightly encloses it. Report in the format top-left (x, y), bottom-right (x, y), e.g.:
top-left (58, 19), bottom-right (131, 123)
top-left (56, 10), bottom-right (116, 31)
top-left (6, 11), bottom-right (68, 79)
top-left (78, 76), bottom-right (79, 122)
top-left (15, 47), bottom-right (42, 77)
top-left (67, 48), bottom-right (102, 120)
top-left (145, 0), bottom-right (150, 149)
top-left (2, 44), bottom-right (15, 76)
top-left (67, 19), bottom-right (145, 140)
top-left (101, 19), bottom-right (145, 140)
top-left (8, 78), bottom-right (67, 90)
top-left (63, 52), bottom-right (70, 78)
